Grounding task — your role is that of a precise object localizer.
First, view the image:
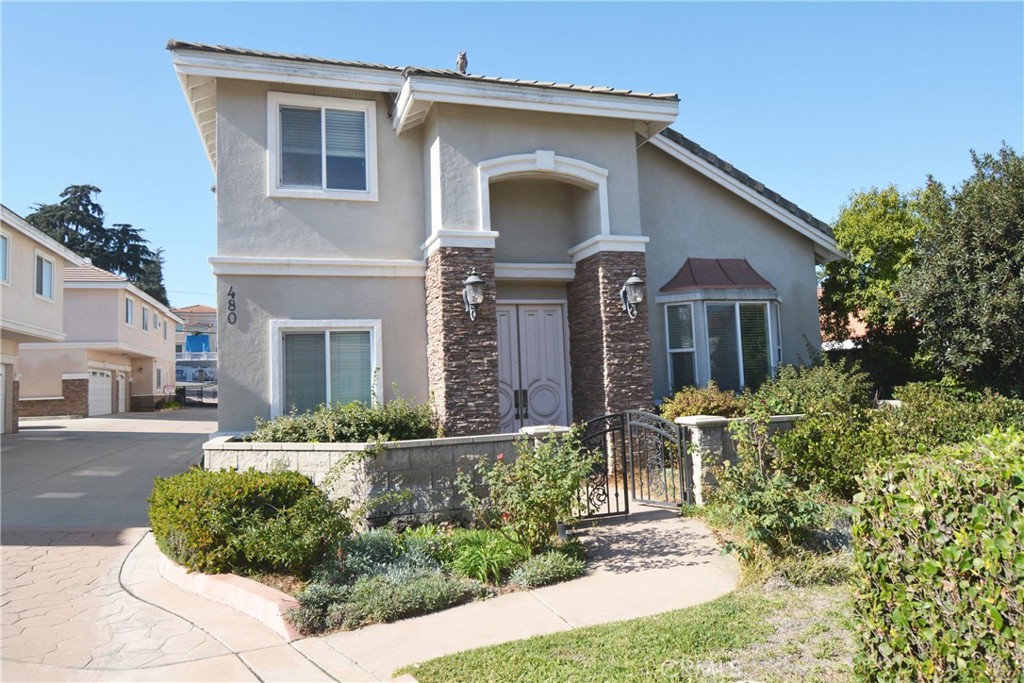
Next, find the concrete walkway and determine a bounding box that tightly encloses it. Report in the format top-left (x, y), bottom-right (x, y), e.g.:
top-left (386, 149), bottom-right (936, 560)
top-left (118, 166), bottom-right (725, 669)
top-left (2, 411), bottom-right (738, 681)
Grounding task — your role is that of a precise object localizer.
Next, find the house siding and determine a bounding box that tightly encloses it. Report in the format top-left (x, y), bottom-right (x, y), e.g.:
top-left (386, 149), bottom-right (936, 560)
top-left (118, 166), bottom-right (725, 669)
top-left (637, 144), bottom-right (822, 401)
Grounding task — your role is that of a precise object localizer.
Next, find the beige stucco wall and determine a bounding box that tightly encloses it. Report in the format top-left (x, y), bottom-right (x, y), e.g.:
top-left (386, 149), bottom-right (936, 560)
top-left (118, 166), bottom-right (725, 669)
top-left (215, 274), bottom-right (429, 434)
top-left (0, 225), bottom-right (67, 342)
top-left (491, 179), bottom-right (588, 264)
top-left (62, 288), bottom-right (176, 361)
top-left (19, 348), bottom-right (86, 397)
top-left (637, 144), bottom-right (823, 402)
top-left (215, 79), bottom-right (426, 260)
top-left (431, 103), bottom-right (642, 238)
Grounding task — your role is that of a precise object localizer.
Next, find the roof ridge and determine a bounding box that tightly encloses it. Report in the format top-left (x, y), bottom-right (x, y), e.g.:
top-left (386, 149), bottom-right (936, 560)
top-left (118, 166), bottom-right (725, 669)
top-left (167, 40), bottom-right (678, 102)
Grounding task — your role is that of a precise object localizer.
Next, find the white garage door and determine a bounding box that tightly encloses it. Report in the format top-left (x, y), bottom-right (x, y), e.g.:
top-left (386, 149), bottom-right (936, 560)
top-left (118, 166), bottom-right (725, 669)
top-left (89, 370), bottom-right (112, 416)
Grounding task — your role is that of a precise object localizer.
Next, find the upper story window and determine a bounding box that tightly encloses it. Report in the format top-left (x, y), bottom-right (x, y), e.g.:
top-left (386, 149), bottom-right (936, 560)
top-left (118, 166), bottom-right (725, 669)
top-left (125, 298), bottom-right (135, 326)
top-left (267, 92), bottom-right (378, 202)
top-left (0, 234), bottom-right (9, 285)
top-left (142, 308), bottom-right (150, 331)
top-left (35, 254), bottom-right (54, 300)
top-left (163, 319), bottom-right (168, 340)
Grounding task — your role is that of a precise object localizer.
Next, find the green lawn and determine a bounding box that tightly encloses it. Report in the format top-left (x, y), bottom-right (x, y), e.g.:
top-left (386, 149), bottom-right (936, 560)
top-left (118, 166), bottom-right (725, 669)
top-left (398, 585), bottom-right (855, 683)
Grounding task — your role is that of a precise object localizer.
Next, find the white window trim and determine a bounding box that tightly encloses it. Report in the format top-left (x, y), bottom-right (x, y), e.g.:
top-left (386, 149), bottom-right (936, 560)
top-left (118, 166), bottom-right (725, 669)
top-left (125, 297), bottom-right (135, 326)
top-left (269, 319), bottom-right (383, 418)
top-left (704, 300), bottom-right (778, 390)
top-left (34, 250), bottom-right (55, 302)
top-left (664, 302), bottom-right (697, 391)
top-left (0, 232), bottom-right (10, 286)
top-left (266, 92), bottom-right (378, 202)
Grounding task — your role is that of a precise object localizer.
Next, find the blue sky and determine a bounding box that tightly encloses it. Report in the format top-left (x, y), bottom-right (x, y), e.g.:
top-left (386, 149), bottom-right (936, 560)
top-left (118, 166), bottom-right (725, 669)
top-left (3, 2), bottom-right (1021, 309)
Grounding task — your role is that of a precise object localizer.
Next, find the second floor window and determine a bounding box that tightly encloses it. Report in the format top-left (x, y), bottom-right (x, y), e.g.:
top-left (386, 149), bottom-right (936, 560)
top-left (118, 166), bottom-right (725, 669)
top-left (0, 234), bottom-right (8, 284)
top-left (268, 92), bottom-right (377, 201)
top-left (35, 255), bottom-right (54, 299)
top-left (143, 308), bottom-right (150, 331)
top-left (125, 298), bottom-right (134, 325)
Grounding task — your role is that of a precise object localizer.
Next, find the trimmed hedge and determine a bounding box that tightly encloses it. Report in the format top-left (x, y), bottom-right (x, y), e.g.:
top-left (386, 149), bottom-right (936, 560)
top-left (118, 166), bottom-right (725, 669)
top-left (148, 468), bottom-right (351, 577)
top-left (852, 429), bottom-right (1024, 681)
top-left (247, 394), bottom-right (439, 443)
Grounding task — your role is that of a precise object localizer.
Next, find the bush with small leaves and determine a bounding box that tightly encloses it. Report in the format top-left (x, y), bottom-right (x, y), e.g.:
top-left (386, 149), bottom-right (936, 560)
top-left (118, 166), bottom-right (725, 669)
top-left (753, 359), bottom-right (872, 416)
top-left (659, 380), bottom-right (748, 420)
top-left (509, 550), bottom-right (586, 588)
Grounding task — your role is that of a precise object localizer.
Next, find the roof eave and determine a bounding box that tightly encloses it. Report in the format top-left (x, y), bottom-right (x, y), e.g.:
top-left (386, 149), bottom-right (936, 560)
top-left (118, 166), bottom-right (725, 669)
top-left (1, 206), bottom-right (86, 266)
top-left (648, 134), bottom-right (842, 263)
top-left (394, 73), bottom-right (679, 138)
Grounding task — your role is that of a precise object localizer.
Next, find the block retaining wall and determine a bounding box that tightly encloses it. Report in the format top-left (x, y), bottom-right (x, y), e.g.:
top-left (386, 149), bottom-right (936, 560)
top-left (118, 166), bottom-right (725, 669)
top-left (204, 432), bottom-right (522, 527)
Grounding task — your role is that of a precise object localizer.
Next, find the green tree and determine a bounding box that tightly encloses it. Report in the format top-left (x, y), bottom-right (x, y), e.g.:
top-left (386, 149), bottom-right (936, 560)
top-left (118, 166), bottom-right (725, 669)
top-left (27, 184), bottom-right (168, 303)
top-left (902, 144), bottom-right (1024, 396)
top-left (135, 248), bottom-right (170, 306)
top-left (819, 186), bottom-right (932, 392)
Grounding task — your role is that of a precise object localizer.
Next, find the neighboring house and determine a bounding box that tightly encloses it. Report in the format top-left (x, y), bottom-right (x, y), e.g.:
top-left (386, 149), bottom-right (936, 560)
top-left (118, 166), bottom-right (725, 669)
top-left (18, 263), bottom-right (183, 417)
top-left (0, 205), bottom-right (84, 433)
top-left (172, 304), bottom-right (218, 383)
top-left (169, 40), bottom-right (842, 436)
top-left (818, 287), bottom-right (868, 351)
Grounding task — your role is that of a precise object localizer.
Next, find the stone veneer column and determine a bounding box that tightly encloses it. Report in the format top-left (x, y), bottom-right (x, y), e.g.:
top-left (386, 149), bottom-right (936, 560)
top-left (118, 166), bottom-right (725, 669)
top-left (425, 247), bottom-right (499, 436)
top-left (568, 251), bottom-right (653, 421)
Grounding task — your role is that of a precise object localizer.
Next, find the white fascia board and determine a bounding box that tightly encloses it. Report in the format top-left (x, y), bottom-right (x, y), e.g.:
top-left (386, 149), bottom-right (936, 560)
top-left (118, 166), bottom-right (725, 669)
top-left (395, 76), bottom-right (679, 136)
top-left (568, 234), bottom-right (649, 262)
top-left (209, 255), bottom-right (426, 278)
top-left (0, 318), bottom-right (66, 342)
top-left (655, 288), bottom-right (782, 305)
top-left (494, 263), bottom-right (576, 281)
top-left (648, 135), bottom-right (843, 262)
top-left (175, 71), bottom-right (217, 174)
top-left (171, 50), bottom-right (404, 93)
top-left (0, 206), bottom-right (85, 266)
top-left (63, 281), bottom-right (184, 322)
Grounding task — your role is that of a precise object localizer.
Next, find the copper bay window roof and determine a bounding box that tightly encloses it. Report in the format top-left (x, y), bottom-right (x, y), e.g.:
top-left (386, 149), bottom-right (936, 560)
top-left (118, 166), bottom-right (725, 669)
top-left (659, 258), bottom-right (775, 293)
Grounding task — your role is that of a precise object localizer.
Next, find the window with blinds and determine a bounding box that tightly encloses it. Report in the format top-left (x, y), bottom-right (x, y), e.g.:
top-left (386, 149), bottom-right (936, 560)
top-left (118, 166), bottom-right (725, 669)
top-left (705, 302), bottom-right (773, 392)
top-left (666, 303), bottom-right (696, 392)
top-left (283, 330), bottom-right (372, 413)
top-left (270, 92), bottom-right (376, 200)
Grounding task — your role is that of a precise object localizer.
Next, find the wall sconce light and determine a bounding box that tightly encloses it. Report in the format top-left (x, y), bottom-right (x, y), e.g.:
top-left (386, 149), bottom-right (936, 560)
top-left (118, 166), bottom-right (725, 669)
top-left (619, 270), bottom-right (645, 319)
top-left (463, 268), bottom-right (485, 321)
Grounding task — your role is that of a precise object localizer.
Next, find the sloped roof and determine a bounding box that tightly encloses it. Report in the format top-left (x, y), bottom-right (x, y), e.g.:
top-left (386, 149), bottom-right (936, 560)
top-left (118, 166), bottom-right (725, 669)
top-left (172, 304), bottom-right (216, 314)
top-left (658, 128), bottom-right (833, 238)
top-left (63, 263), bottom-right (127, 283)
top-left (659, 258), bottom-right (775, 293)
top-left (166, 40), bottom-right (679, 102)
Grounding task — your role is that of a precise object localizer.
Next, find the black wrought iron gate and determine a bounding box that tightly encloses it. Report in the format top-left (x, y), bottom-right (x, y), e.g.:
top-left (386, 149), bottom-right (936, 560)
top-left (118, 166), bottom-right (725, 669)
top-left (579, 410), bottom-right (691, 520)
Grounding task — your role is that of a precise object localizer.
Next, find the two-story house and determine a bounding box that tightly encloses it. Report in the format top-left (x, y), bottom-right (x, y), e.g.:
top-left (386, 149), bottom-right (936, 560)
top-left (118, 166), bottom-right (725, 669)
top-left (172, 304), bottom-right (218, 383)
top-left (0, 205), bottom-right (84, 433)
top-left (18, 263), bottom-right (183, 417)
top-left (169, 41), bottom-right (842, 436)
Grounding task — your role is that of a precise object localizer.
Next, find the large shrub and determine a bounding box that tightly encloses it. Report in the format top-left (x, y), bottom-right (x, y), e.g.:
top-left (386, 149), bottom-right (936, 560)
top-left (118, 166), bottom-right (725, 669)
top-left (659, 380), bottom-right (748, 420)
top-left (852, 429), bottom-right (1024, 681)
top-left (753, 359), bottom-right (873, 416)
top-left (887, 382), bottom-right (1024, 452)
top-left (457, 427), bottom-right (600, 553)
top-left (148, 468), bottom-right (350, 577)
top-left (248, 393), bottom-right (439, 443)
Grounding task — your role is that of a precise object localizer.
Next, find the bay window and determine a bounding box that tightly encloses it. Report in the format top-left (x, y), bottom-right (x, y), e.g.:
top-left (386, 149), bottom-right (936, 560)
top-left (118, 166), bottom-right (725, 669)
top-left (666, 303), bottom-right (696, 393)
top-left (706, 302), bottom-right (778, 391)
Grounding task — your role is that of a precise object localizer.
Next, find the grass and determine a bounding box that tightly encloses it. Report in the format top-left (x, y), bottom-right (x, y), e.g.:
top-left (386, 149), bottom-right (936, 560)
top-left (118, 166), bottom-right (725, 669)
top-left (398, 585), bottom-right (854, 683)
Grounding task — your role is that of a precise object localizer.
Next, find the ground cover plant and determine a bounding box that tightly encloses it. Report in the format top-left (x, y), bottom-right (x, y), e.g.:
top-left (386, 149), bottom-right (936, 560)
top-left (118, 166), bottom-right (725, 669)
top-left (289, 525), bottom-right (587, 634)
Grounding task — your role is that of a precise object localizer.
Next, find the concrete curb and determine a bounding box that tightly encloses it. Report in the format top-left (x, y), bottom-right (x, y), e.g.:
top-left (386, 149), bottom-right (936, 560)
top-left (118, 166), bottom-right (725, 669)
top-left (155, 547), bottom-right (303, 642)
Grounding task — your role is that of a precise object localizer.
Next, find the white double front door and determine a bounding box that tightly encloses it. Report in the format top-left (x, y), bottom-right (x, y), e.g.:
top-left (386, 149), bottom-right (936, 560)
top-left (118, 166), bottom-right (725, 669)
top-left (496, 304), bottom-right (569, 434)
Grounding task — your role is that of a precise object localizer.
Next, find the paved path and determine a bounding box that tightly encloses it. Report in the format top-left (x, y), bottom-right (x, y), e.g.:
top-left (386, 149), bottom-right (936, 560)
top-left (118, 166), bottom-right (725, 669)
top-left (2, 411), bottom-right (738, 681)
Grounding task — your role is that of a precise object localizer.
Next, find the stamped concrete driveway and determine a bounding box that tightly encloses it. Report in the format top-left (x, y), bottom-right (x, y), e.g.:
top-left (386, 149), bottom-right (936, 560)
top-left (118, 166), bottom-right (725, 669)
top-left (0, 409), bottom-right (245, 680)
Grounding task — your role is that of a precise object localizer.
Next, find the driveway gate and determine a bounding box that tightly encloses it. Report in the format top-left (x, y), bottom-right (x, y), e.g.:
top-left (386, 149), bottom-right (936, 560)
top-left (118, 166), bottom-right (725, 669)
top-left (579, 410), bottom-right (691, 520)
